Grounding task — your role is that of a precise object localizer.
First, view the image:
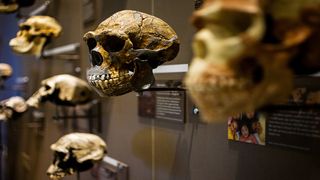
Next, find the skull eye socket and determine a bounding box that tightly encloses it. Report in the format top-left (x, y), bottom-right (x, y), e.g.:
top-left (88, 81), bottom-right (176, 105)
top-left (102, 35), bottom-right (125, 52)
top-left (86, 38), bottom-right (97, 50)
top-left (45, 85), bottom-right (51, 91)
top-left (239, 57), bottom-right (264, 84)
top-left (20, 25), bottom-right (31, 31)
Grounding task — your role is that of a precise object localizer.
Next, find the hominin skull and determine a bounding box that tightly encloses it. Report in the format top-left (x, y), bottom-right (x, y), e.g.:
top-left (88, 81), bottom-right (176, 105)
top-left (26, 74), bottom-right (93, 108)
top-left (9, 15), bottom-right (62, 56)
top-left (0, 0), bottom-right (35, 13)
top-left (185, 0), bottom-right (302, 122)
top-left (0, 96), bottom-right (28, 121)
top-left (83, 10), bottom-right (180, 96)
top-left (0, 63), bottom-right (13, 80)
top-left (47, 133), bottom-right (107, 179)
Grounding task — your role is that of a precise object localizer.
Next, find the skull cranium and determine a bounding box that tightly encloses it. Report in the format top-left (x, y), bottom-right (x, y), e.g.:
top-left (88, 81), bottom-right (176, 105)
top-left (0, 96), bottom-right (27, 121)
top-left (83, 10), bottom-right (180, 96)
top-left (185, 0), bottom-right (296, 122)
top-left (47, 133), bottom-right (107, 179)
top-left (0, 63), bottom-right (13, 80)
top-left (26, 74), bottom-right (93, 108)
top-left (9, 15), bottom-right (62, 56)
top-left (0, 0), bottom-right (35, 13)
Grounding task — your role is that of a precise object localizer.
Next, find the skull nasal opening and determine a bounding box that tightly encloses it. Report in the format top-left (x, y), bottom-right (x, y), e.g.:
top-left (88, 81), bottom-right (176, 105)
top-left (90, 51), bottom-right (103, 66)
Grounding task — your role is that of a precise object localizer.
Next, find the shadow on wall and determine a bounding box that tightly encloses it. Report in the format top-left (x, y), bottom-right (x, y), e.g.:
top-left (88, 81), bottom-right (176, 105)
top-left (229, 141), bottom-right (320, 180)
top-left (132, 127), bottom-right (192, 180)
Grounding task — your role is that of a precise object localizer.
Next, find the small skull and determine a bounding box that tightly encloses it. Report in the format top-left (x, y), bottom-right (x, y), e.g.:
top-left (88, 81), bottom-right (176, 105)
top-left (9, 15), bottom-right (62, 56)
top-left (0, 96), bottom-right (27, 121)
top-left (47, 133), bottom-right (107, 179)
top-left (0, 63), bottom-right (13, 80)
top-left (83, 10), bottom-right (180, 96)
top-left (0, 1), bottom-right (18, 13)
top-left (0, 0), bottom-right (35, 13)
top-left (26, 74), bottom-right (93, 108)
top-left (185, 0), bottom-right (294, 122)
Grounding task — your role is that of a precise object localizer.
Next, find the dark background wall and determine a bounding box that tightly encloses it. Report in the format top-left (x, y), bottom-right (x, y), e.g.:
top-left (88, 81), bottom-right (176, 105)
top-left (0, 0), bottom-right (320, 180)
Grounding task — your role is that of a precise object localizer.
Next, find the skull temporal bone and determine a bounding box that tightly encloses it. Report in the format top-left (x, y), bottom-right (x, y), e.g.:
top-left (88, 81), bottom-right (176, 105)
top-left (9, 15), bottom-right (62, 56)
top-left (84, 10), bottom-right (180, 96)
top-left (47, 133), bottom-right (107, 179)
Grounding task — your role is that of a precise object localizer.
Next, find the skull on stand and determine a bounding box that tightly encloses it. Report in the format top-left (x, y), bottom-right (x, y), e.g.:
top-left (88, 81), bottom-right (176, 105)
top-left (83, 10), bottom-right (180, 96)
top-left (9, 15), bottom-right (62, 56)
top-left (47, 133), bottom-right (107, 179)
top-left (0, 96), bottom-right (27, 121)
top-left (185, 0), bottom-right (319, 122)
top-left (0, 0), bottom-right (35, 13)
top-left (0, 63), bottom-right (13, 86)
top-left (26, 74), bottom-right (93, 108)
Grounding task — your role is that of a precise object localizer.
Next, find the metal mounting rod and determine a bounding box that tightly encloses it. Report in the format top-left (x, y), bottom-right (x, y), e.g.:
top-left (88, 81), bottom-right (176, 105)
top-left (42, 43), bottom-right (80, 57)
top-left (29, 0), bottom-right (51, 16)
top-left (152, 64), bottom-right (188, 74)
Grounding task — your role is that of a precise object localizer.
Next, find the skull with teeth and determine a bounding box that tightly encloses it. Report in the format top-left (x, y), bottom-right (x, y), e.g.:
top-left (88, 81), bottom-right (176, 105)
top-left (47, 133), bottom-right (107, 179)
top-left (83, 10), bottom-right (180, 96)
top-left (0, 96), bottom-right (28, 121)
top-left (185, 0), bottom-right (298, 122)
top-left (26, 74), bottom-right (93, 108)
top-left (9, 15), bottom-right (62, 56)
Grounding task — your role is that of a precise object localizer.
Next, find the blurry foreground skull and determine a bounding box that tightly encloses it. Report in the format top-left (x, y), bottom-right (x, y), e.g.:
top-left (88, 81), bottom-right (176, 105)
top-left (9, 15), bottom-right (62, 56)
top-left (0, 96), bottom-right (27, 120)
top-left (27, 74), bottom-right (93, 108)
top-left (185, 0), bottom-right (305, 122)
top-left (84, 10), bottom-right (180, 96)
top-left (0, 63), bottom-right (13, 80)
top-left (47, 133), bottom-right (107, 179)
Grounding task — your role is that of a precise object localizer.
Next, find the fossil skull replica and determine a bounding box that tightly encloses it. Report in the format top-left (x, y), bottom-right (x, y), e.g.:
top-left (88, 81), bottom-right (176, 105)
top-left (0, 63), bottom-right (13, 80)
top-left (0, 96), bottom-right (28, 121)
top-left (47, 133), bottom-right (107, 179)
top-left (0, 1), bottom-right (18, 13)
top-left (0, 0), bottom-right (35, 13)
top-left (9, 15), bottom-right (62, 56)
top-left (185, 0), bottom-right (313, 122)
top-left (26, 74), bottom-right (93, 108)
top-left (83, 10), bottom-right (180, 96)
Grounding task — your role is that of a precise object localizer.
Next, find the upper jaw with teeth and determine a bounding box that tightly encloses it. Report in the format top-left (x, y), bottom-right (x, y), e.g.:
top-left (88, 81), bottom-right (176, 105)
top-left (87, 70), bottom-right (134, 96)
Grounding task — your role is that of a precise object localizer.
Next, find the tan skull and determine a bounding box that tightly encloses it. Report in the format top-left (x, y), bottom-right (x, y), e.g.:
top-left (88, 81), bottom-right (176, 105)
top-left (9, 15), bottom-right (62, 56)
top-left (0, 63), bottom-right (13, 79)
top-left (83, 10), bottom-right (180, 96)
top-left (0, 2), bottom-right (18, 13)
top-left (0, 96), bottom-right (27, 121)
top-left (185, 0), bottom-right (296, 122)
top-left (47, 133), bottom-right (107, 179)
top-left (26, 74), bottom-right (93, 108)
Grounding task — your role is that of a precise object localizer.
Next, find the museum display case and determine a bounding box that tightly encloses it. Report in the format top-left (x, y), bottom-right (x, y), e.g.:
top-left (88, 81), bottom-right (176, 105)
top-left (0, 0), bottom-right (320, 180)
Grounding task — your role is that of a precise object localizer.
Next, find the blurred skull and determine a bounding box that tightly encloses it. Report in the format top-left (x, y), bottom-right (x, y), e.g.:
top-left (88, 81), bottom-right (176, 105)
top-left (9, 15), bottom-right (62, 56)
top-left (0, 96), bottom-right (27, 120)
top-left (83, 10), bottom-right (179, 96)
top-left (26, 74), bottom-right (93, 108)
top-left (185, 0), bottom-right (297, 122)
top-left (47, 133), bottom-right (107, 179)
top-left (0, 0), bottom-right (35, 13)
top-left (0, 63), bottom-right (13, 80)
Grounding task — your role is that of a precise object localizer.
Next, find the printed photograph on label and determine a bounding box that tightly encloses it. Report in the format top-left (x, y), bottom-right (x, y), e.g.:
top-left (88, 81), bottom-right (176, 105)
top-left (228, 112), bottom-right (266, 145)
